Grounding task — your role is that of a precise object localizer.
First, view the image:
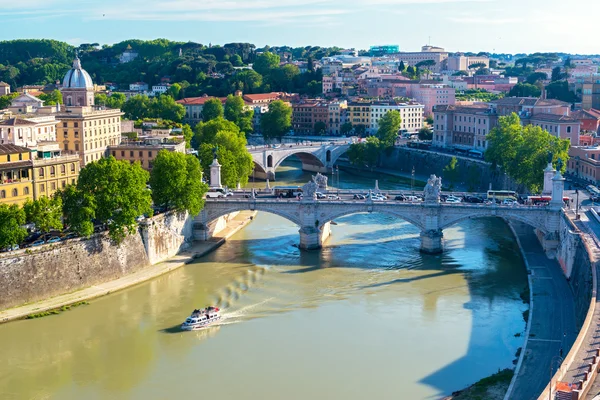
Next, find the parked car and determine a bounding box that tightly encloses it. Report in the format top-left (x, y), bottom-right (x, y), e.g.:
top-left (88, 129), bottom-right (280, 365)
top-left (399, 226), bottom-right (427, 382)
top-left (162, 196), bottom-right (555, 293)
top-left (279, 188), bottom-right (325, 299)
top-left (1, 244), bottom-right (19, 252)
top-left (62, 233), bottom-right (77, 240)
top-left (316, 192), bottom-right (327, 199)
top-left (503, 198), bottom-right (518, 206)
top-left (354, 194), bottom-right (366, 200)
top-left (395, 195), bottom-right (406, 201)
top-left (464, 196), bottom-right (484, 203)
top-left (327, 195), bottom-right (340, 200)
top-left (206, 188), bottom-right (232, 198)
top-left (445, 195), bottom-right (462, 203)
top-left (31, 239), bottom-right (45, 247)
top-left (47, 236), bottom-right (61, 243)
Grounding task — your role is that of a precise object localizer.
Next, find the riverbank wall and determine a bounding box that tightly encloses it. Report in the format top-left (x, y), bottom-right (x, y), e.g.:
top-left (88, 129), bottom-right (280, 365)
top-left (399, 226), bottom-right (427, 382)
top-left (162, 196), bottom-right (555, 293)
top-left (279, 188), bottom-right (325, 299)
top-left (376, 147), bottom-right (520, 192)
top-left (0, 212), bottom-right (239, 311)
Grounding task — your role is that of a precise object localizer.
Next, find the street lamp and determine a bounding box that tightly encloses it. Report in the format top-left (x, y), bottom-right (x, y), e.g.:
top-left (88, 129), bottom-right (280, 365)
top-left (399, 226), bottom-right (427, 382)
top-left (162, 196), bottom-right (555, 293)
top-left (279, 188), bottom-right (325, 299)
top-left (411, 166), bottom-right (415, 191)
top-left (336, 165), bottom-right (340, 195)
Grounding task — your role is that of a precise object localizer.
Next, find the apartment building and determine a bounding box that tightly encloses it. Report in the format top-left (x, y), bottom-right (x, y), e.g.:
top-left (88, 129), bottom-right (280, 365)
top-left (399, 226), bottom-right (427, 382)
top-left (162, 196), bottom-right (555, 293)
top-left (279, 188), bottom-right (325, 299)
top-left (0, 144), bottom-right (33, 205)
top-left (446, 55), bottom-right (490, 72)
top-left (177, 96), bottom-right (227, 126)
top-left (369, 102), bottom-right (424, 134)
top-left (582, 79), bottom-right (600, 110)
top-left (32, 142), bottom-right (80, 199)
top-left (395, 45), bottom-right (448, 73)
top-left (567, 146), bottom-right (600, 184)
top-left (0, 115), bottom-right (59, 148)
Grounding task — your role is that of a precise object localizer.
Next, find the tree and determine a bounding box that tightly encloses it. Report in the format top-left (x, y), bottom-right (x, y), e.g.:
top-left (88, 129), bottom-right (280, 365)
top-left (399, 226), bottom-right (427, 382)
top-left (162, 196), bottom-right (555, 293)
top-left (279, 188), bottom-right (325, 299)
top-left (452, 70), bottom-right (469, 77)
top-left (230, 54), bottom-right (243, 67)
top-left (149, 151), bottom-right (208, 215)
top-left (485, 113), bottom-right (570, 192)
top-left (0, 204), bottom-right (27, 249)
top-left (354, 124), bottom-right (366, 137)
top-left (398, 61), bottom-right (406, 72)
top-left (224, 94), bottom-right (254, 134)
top-left (314, 121), bottom-right (327, 135)
top-left (468, 62), bottom-right (487, 70)
top-left (23, 195), bottom-right (63, 234)
top-left (61, 185), bottom-right (95, 238)
top-left (415, 60), bottom-right (436, 79)
top-left (508, 83), bottom-right (541, 98)
top-left (198, 132), bottom-right (254, 188)
top-left (37, 89), bottom-right (62, 106)
top-left (75, 157), bottom-right (153, 243)
top-left (181, 124), bottom-right (193, 148)
top-left (230, 69), bottom-right (263, 93)
top-left (443, 157), bottom-right (460, 190)
top-left (346, 137), bottom-right (381, 169)
top-left (252, 52), bottom-right (280, 76)
top-left (546, 80), bottom-right (577, 103)
top-left (376, 110), bottom-right (401, 147)
top-left (425, 115), bottom-right (434, 125)
top-left (526, 72), bottom-right (548, 85)
top-left (418, 127), bottom-right (433, 141)
top-left (340, 122), bottom-right (353, 136)
top-left (260, 100), bottom-right (291, 141)
top-left (194, 117), bottom-right (241, 146)
top-left (167, 82), bottom-right (181, 99)
top-left (0, 92), bottom-right (18, 109)
top-left (551, 67), bottom-right (563, 82)
top-left (269, 64), bottom-right (300, 92)
top-left (201, 98), bottom-right (224, 122)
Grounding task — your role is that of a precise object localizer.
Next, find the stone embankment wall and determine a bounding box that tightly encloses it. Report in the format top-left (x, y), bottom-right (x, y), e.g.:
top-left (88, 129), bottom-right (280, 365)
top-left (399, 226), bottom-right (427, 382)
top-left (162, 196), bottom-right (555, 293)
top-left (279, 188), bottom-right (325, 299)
top-left (0, 211), bottom-right (215, 311)
top-left (379, 147), bottom-right (520, 192)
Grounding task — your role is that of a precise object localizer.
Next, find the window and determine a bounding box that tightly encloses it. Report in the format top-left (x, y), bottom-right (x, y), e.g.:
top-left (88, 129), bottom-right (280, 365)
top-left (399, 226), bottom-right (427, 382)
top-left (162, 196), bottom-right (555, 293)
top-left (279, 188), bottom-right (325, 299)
top-left (40, 184), bottom-right (45, 192)
top-left (112, 151), bottom-right (116, 157)
top-left (0, 190), bottom-right (4, 198)
top-left (39, 168), bottom-right (44, 177)
top-left (148, 151), bottom-right (153, 158)
top-left (139, 151), bottom-right (143, 157)
top-left (12, 188), bottom-right (17, 197)
top-left (130, 151), bottom-right (134, 157)
top-left (63, 122), bottom-right (67, 128)
top-left (62, 181), bottom-right (66, 189)
top-left (50, 166), bottom-right (55, 176)
top-left (74, 122), bottom-right (78, 128)
top-left (567, 126), bottom-right (572, 133)
top-left (71, 163), bottom-right (75, 172)
top-left (75, 143), bottom-right (79, 151)
top-left (121, 151), bottom-right (125, 157)
top-left (72, 179), bottom-right (76, 185)
top-left (24, 187), bottom-right (29, 195)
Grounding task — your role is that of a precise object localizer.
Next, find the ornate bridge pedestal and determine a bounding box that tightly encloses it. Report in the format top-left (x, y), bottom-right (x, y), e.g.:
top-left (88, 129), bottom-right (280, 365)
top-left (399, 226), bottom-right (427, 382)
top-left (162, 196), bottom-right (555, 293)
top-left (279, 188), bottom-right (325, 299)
top-left (420, 229), bottom-right (444, 254)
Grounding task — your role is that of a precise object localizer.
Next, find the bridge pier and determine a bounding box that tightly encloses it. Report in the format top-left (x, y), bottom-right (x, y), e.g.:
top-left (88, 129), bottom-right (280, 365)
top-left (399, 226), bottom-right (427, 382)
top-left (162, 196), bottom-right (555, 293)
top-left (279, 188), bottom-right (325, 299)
top-left (420, 229), bottom-right (444, 254)
top-left (298, 222), bottom-right (331, 250)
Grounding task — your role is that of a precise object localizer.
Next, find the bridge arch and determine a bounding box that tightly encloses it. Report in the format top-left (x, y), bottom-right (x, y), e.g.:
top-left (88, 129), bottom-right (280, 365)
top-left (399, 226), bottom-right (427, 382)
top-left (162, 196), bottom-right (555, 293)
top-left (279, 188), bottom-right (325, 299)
top-left (273, 151), bottom-right (325, 171)
top-left (201, 204), bottom-right (303, 228)
top-left (438, 209), bottom-right (550, 234)
top-left (317, 208), bottom-right (426, 232)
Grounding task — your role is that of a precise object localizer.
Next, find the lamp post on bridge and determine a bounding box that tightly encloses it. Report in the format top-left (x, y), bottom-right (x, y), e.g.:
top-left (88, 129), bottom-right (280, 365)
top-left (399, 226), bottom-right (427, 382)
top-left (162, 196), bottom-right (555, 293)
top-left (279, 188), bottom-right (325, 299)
top-left (411, 166), bottom-right (415, 193)
top-left (575, 189), bottom-right (580, 220)
top-left (549, 355), bottom-right (564, 400)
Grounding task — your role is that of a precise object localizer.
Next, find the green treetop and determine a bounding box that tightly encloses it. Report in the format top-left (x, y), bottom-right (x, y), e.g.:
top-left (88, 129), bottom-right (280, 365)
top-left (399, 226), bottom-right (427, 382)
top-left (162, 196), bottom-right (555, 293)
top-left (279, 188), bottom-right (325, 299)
top-left (0, 204), bottom-right (27, 249)
top-left (485, 113), bottom-right (569, 192)
top-left (70, 156), bottom-right (153, 243)
top-left (149, 151), bottom-right (208, 216)
top-left (23, 195), bottom-right (63, 234)
top-left (201, 98), bottom-right (224, 122)
top-left (260, 100), bottom-right (291, 141)
top-left (253, 52), bottom-right (280, 76)
top-left (224, 94), bottom-right (254, 134)
top-left (376, 110), bottom-right (401, 147)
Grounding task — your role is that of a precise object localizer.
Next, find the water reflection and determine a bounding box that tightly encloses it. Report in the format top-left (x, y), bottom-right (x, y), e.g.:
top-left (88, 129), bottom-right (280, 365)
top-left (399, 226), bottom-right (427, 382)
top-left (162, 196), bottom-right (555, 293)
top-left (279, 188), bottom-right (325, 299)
top-left (0, 160), bottom-right (527, 400)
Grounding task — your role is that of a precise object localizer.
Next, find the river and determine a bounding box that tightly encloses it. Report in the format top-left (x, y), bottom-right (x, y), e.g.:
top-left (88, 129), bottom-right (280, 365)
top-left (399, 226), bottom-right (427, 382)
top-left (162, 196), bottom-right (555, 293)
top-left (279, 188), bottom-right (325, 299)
top-left (0, 159), bottom-right (528, 400)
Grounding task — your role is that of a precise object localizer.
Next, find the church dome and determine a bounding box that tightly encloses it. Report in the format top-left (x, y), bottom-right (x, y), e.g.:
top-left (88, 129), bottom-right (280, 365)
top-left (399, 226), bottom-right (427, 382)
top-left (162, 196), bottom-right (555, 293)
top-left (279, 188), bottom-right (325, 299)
top-left (62, 57), bottom-right (93, 89)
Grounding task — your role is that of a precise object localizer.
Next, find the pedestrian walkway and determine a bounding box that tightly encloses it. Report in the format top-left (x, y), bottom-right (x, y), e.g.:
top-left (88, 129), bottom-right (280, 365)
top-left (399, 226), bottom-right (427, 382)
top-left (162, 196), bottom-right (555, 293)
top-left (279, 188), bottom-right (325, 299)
top-left (0, 211), bottom-right (256, 324)
top-left (507, 222), bottom-right (577, 400)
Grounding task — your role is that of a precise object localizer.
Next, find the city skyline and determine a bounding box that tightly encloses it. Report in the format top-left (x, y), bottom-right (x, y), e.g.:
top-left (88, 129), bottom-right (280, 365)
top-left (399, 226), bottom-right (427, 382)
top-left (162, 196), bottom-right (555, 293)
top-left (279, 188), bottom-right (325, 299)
top-left (1, 0), bottom-right (599, 55)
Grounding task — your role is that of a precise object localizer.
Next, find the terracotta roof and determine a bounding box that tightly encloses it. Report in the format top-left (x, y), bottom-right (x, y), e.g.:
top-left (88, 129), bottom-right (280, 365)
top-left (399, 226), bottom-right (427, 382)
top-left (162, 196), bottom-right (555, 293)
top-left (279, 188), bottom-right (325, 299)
top-left (490, 97), bottom-right (570, 107)
top-left (0, 82), bottom-right (9, 87)
top-left (0, 118), bottom-right (37, 126)
top-left (176, 96), bottom-right (227, 106)
top-left (571, 109), bottom-right (600, 120)
top-left (0, 144), bottom-right (31, 155)
top-left (242, 92), bottom-right (283, 102)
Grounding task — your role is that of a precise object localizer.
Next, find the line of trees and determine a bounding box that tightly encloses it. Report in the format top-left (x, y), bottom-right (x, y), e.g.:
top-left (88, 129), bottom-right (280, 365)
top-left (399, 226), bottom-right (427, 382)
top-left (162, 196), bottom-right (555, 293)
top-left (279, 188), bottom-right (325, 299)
top-left (0, 154), bottom-right (208, 249)
top-left (347, 110), bottom-right (402, 168)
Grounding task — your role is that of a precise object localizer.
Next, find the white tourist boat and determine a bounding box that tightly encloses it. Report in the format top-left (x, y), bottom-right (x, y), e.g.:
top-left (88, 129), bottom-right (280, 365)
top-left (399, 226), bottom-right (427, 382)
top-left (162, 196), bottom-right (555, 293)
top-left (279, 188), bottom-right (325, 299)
top-left (181, 307), bottom-right (221, 331)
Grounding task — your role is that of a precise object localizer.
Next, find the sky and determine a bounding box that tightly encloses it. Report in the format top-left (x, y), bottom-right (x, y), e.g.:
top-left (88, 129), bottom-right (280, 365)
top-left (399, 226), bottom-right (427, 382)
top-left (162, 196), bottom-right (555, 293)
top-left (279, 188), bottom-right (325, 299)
top-left (1, 0), bottom-right (598, 55)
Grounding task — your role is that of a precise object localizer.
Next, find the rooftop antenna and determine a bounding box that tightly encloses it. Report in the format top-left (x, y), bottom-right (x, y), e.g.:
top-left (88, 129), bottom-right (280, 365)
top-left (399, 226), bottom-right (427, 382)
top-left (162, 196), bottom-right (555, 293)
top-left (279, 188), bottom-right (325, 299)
top-left (428, 36), bottom-right (431, 45)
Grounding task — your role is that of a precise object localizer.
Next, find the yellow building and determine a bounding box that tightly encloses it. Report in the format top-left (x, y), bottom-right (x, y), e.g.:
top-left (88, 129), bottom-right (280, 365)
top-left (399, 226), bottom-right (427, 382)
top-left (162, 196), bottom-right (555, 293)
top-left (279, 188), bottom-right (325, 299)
top-left (31, 143), bottom-right (80, 199)
top-left (0, 144), bottom-right (33, 206)
top-left (347, 102), bottom-right (371, 130)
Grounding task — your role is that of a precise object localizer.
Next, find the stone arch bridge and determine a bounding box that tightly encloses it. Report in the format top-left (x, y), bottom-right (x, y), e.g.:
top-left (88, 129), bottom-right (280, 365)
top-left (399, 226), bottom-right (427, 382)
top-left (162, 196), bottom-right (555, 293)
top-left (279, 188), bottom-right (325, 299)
top-left (248, 142), bottom-right (350, 180)
top-left (196, 197), bottom-right (564, 254)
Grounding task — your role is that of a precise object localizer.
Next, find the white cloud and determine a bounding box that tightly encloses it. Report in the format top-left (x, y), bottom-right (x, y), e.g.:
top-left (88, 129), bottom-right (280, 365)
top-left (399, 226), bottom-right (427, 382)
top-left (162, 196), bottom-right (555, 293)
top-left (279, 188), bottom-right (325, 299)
top-left (447, 15), bottom-right (522, 24)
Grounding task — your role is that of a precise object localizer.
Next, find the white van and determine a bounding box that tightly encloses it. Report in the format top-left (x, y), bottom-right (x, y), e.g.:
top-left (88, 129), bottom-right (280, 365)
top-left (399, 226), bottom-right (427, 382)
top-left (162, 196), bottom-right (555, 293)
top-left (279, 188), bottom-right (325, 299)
top-left (206, 188), bottom-right (232, 198)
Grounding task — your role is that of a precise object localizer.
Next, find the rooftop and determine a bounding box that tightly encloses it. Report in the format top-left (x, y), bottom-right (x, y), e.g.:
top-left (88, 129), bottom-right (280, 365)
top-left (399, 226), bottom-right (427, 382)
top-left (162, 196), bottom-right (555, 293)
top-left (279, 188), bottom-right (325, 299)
top-left (176, 96), bottom-right (227, 106)
top-left (0, 118), bottom-right (37, 126)
top-left (528, 113), bottom-right (578, 123)
top-left (0, 144), bottom-right (31, 155)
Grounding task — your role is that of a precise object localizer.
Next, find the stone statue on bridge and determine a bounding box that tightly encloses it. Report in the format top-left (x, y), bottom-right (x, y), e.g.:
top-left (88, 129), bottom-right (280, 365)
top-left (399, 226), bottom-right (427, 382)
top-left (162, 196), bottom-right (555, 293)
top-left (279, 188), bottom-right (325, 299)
top-left (313, 173), bottom-right (328, 190)
top-left (424, 174), bottom-right (442, 203)
top-left (302, 180), bottom-right (318, 200)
